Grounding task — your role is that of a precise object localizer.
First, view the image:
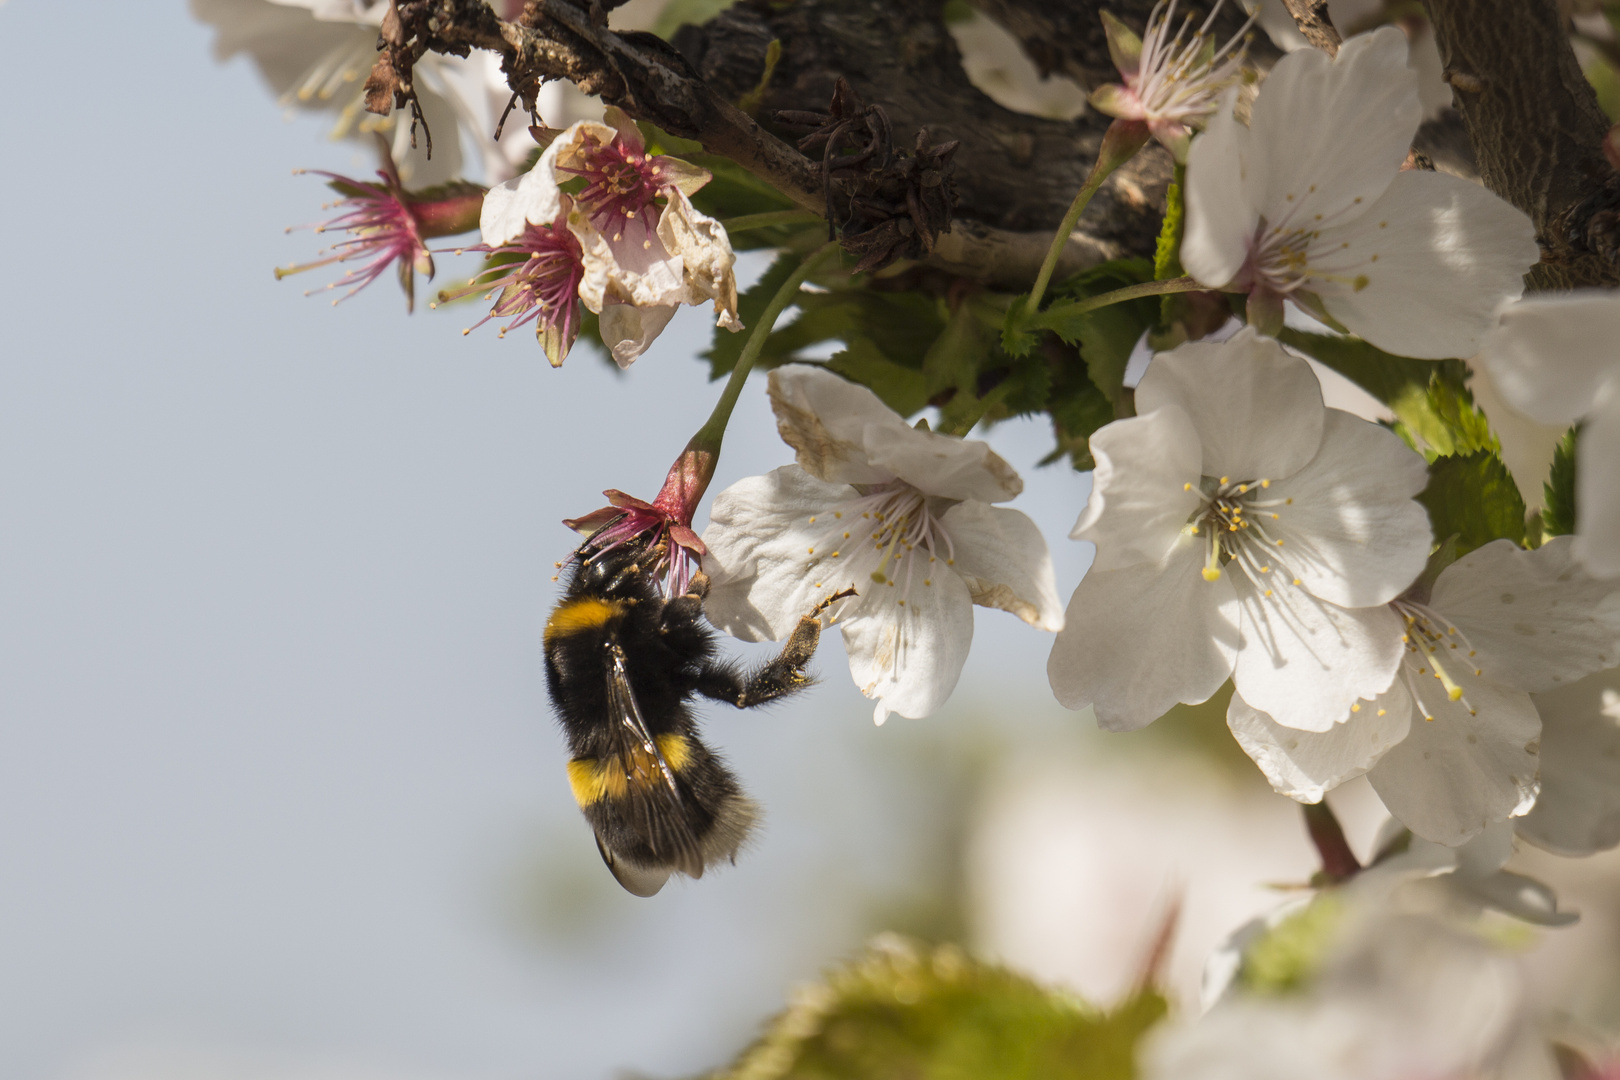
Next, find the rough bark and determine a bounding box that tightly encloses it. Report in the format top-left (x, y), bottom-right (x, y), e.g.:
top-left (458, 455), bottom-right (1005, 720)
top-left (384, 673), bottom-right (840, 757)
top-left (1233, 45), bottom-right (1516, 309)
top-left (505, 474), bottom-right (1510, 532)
top-left (1424, 0), bottom-right (1620, 289)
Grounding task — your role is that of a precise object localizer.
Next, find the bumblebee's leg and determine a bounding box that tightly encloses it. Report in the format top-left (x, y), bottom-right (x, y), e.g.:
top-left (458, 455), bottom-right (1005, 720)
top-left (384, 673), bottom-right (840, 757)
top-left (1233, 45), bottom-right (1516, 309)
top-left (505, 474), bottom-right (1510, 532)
top-left (696, 588), bottom-right (856, 708)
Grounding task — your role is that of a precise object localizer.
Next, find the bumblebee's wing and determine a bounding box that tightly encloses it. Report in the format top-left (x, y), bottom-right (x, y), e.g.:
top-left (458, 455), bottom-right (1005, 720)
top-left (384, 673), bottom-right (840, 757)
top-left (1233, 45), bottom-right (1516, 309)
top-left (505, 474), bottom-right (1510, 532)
top-left (600, 644), bottom-right (706, 883)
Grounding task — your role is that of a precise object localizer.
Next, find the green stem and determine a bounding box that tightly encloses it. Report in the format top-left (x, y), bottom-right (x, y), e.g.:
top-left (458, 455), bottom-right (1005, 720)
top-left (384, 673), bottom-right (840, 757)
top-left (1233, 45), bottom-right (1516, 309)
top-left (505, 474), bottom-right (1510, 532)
top-left (693, 241), bottom-right (840, 451)
top-left (720, 210), bottom-right (825, 233)
top-left (1037, 276), bottom-right (1204, 323)
top-left (1023, 118), bottom-right (1151, 318)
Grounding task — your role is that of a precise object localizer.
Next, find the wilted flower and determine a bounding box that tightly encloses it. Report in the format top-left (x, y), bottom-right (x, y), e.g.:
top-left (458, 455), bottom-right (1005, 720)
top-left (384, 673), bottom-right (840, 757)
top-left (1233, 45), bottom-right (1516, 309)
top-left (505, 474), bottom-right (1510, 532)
top-left (1088, 0), bottom-right (1256, 162)
top-left (1228, 537), bottom-right (1620, 846)
top-left (277, 166), bottom-right (483, 310)
top-left (1478, 291), bottom-right (1620, 578)
top-left (1181, 27), bottom-right (1537, 358)
top-left (1048, 328), bottom-right (1432, 733)
top-left (702, 365), bottom-right (1063, 725)
top-left (481, 108), bottom-right (741, 366)
top-left (435, 199), bottom-right (586, 365)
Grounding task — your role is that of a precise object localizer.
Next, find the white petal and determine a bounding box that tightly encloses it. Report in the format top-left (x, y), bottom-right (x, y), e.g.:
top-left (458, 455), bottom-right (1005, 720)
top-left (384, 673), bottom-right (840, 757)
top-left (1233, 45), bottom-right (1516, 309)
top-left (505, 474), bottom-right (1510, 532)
top-left (767, 365), bottom-right (1024, 500)
top-left (478, 133), bottom-right (567, 246)
top-left (1249, 27), bottom-right (1419, 231)
top-left (766, 364), bottom-right (908, 488)
top-left (1431, 536), bottom-right (1620, 693)
top-left (1515, 670), bottom-right (1620, 856)
top-left (656, 187), bottom-right (741, 329)
top-left (1369, 668), bottom-right (1542, 846)
top-left (1182, 89), bottom-right (1259, 289)
top-left (1136, 327), bottom-right (1326, 482)
top-left (598, 303), bottom-right (677, 368)
top-left (1228, 684), bottom-right (1412, 802)
top-left (701, 466), bottom-right (859, 642)
top-left (1576, 396), bottom-right (1620, 578)
top-left (1071, 405), bottom-right (1203, 573)
top-left (938, 501), bottom-right (1064, 631)
top-left (572, 208), bottom-right (690, 312)
top-left (1265, 409), bottom-right (1432, 608)
top-left (840, 565), bottom-right (975, 723)
top-left (1478, 291), bottom-right (1620, 426)
top-left (1229, 569), bottom-right (1406, 732)
top-left (1313, 170), bottom-right (1537, 360)
top-left (1047, 537), bottom-right (1240, 731)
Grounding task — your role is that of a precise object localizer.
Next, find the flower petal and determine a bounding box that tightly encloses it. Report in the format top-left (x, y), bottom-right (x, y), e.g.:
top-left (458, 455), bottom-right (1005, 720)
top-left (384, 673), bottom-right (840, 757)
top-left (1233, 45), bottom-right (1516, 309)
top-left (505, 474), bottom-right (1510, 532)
top-left (1265, 408), bottom-right (1432, 608)
top-left (768, 365), bottom-right (1024, 500)
top-left (1576, 395), bottom-right (1620, 578)
top-left (657, 187), bottom-right (742, 330)
top-left (841, 563), bottom-right (975, 724)
top-left (1432, 536), bottom-right (1620, 694)
top-left (1182, 89), bottom-right (1258, 289)
top-left (1313, 170), bottom-right (1537, 360)
top-left (1477, 291), bottom-right (1620, 426)
top-left (1047, 536), bottom-right (1239, 731)
top-left (1249, 27), bottom-right (1419, 231)
top-left (1368, 668), bottom-right (1541, 846)
top-left (938, 501), bottom-right (1064, 631)
top-left (1071, 404), bottom-right (1204, 573)
top-left (1136, 327), bottom-right (1326, 482)
top-left (1229, 569), bottom-right (1406, 732)
top-left (598, 302), bottom-right (677, 368)
top-left (571, 206), bottom-right (689, 312)
top-left (1516, 669), bottom-right (1620, 856)
top-left (479, 130), bottom-right (568, 246)
top-left (1228, 684), bottom-right (1412, 802)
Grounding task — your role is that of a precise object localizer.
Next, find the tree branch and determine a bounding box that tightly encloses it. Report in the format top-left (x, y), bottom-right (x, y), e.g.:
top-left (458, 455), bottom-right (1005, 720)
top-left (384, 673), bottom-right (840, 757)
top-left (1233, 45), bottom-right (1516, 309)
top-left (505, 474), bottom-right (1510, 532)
top-left (1280, 0), bottom-right (1341, 56)
top-left (1424, 0), bottom-right (1620, 289)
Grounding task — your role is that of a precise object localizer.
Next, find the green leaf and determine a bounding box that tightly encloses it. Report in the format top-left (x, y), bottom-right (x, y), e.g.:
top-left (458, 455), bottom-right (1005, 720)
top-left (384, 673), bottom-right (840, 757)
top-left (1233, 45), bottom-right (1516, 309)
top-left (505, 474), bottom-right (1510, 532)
top-left (706, 935), bottom-right (1167, 1080)
top-left (1544, 426), bottom-right (1579, 537)
top-left (829, 341), bottom-right (932, 416)
top-left (1403, 378), bottom-right (1499, 459)
top-left (1040, 301), bottom-right (1153, 409)
top-left (1052, 257), bottom-right (1155, 299)
top-left (706, 251), bottom-right (801, 378)
top-left (1001, 295), bottom-right (1041, 359)
top-left (652, 0), bottom-right (737, 38)
top-left (1417, 450), bottom-right (1527, 557)
top-left (924, 301), bottom-right (989, 401)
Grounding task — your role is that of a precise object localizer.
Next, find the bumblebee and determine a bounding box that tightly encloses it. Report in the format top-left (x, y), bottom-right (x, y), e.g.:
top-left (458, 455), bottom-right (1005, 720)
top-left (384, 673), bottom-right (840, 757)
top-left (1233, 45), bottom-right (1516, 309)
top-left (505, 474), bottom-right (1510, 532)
top-left (543, 538), bottom-right (850, 896)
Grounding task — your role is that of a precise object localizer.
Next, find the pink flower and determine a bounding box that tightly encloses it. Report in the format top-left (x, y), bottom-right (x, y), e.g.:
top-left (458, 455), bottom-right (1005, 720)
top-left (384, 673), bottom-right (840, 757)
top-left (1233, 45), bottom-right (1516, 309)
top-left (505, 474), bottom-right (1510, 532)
top-left (564, 443), bottom-right (716, 597)
top-left (277, 164), bottom-right (482, 311)
top-left (435, 201), bottom-right (586, 366)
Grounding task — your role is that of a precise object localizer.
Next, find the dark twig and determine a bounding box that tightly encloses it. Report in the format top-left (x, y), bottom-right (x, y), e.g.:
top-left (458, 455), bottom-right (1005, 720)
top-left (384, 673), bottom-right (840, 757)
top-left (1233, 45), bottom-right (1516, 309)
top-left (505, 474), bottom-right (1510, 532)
top-left (1281, 0), bottom-right (1342, 55)
top-left (1303, 802), bottom-right (1361, 885)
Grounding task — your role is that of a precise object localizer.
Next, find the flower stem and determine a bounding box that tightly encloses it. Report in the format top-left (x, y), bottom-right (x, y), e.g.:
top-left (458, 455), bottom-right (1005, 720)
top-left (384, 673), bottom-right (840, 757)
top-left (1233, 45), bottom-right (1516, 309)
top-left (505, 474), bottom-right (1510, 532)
top-left (1303, 801), bottom-right (1361, 885)
top-left (693, 240), bottom-right (841, 452)
top-left (1035, 276), bottom-right (1203, 324)
top-left (1023, 118), bottom-right (1151, 319)
top-left (721, 210), bottom-right (825, 233)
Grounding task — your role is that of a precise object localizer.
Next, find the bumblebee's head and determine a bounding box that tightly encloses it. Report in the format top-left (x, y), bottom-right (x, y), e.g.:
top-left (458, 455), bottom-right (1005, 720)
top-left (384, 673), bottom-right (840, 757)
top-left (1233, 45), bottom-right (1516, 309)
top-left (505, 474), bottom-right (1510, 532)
top-left (575, 540), bottom-right (657, 599)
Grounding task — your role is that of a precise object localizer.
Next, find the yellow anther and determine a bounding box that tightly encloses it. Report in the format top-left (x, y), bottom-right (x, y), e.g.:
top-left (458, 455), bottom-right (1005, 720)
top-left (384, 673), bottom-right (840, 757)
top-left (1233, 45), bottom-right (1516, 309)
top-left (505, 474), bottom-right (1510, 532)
top-left (1202, 566), bottom-right (1223, 582)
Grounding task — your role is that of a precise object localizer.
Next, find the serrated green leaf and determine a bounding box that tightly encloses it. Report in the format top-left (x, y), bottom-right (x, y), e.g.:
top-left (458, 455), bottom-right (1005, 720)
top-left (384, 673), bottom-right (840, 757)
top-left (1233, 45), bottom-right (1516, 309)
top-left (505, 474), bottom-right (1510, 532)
top-left (1408, 378), bottom-right (1499, 458)
top-left (1002, 295), bottom-right (1040, 358)
top-left (1052, 257), bottom-right (1155, 299)
top-left (923, 301), bottom-right (988, 400)
top-left (1544, 426), bottom-right (1579, 537)
top-left (1039, 301), bottom-right (1154, 409)
top-left (1418, 451), bottom-right (1526, 557)
top-left (706, 936), bottom-right (1167, 1080)
top-left (829, 340), bottom-right (931, 416)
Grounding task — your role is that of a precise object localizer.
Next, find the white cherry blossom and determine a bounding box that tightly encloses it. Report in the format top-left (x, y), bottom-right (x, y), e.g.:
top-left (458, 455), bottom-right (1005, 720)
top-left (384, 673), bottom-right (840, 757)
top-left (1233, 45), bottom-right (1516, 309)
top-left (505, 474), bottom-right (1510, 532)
top-left (701, 365), bottom-right (1063, 725)
top-left (192, 0), bottom-right (536, 185)
top-left (1048, 328), bottom-right (1431, 733)
top-left (1181, 26), bottom-right (1537, 358)
top-left (1478, 291), bottom-right (1620, 577)
top-left (1228, 537), bottom-right (1620, 846)
top-left (1515, 667), bottom-right (1620, 857)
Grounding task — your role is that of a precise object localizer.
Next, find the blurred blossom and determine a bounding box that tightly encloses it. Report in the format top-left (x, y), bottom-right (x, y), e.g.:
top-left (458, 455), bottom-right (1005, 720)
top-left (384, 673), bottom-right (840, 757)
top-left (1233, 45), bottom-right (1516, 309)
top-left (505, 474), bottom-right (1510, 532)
top-left (479, 108), bottom-right (741, 366)
top-left (702, 365), bottom-right (1063, 726)
top-left (1231, 538), bottom-right (1620, 847)
top-left (191, 0), bottom-right (537, 185)
top-left (1048, 328), bottom-right (1431, 733)
top-left (1181, 27), bottom-right (1536, 356)
top-left (1148, 903), bottom-right (1560, 1080)
top-left (1479, 291), bottom-right (1620, 578)
top-left (1088, 0), bottom-right (1257, 162)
